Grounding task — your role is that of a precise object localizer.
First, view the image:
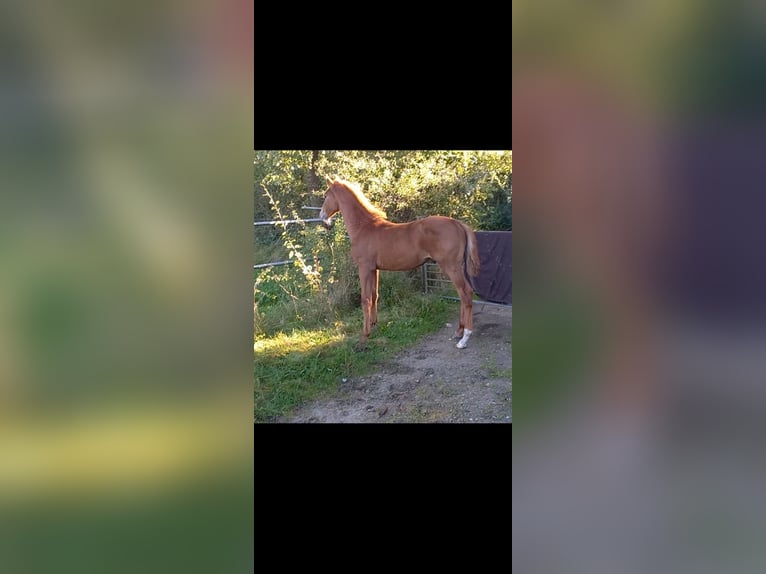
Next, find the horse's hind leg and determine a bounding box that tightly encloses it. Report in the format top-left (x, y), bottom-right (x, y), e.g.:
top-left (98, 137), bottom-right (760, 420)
top-left (442, 265), bottom-right (475, 349)
top-left (442, 266), bottom-right (466, 337)
top-left (455, 280), bottom-right (475, 348)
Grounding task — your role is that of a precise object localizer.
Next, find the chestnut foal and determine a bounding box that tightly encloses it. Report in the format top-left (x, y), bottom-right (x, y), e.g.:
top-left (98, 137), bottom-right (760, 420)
top-left (319, 177), bottom-right (480, 348)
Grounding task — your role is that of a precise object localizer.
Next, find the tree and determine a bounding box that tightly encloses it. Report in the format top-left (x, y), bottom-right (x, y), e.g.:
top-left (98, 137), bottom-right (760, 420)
top-left (254, 150), bottom-right (512, 231)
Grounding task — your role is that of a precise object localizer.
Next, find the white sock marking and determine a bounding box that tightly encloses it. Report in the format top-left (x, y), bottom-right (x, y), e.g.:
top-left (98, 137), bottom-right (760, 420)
top-left (456, 329), bottom-right (472, 349)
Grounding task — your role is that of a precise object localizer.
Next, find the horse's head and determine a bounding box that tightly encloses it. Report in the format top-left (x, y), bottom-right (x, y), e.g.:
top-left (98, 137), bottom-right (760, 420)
top-left (319, 176), bottom-right (340, 229)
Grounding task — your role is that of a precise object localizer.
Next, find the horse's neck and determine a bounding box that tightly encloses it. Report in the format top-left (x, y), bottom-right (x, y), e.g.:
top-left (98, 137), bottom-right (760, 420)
top-left (338, 193), bottom-right (379, 238)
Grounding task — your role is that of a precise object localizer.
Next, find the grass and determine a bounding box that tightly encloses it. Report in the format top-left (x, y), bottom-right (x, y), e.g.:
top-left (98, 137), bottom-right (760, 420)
top-left (254, 292), bottom-right (454, 421)
top-left (482, 355), bottom-right (513, 380)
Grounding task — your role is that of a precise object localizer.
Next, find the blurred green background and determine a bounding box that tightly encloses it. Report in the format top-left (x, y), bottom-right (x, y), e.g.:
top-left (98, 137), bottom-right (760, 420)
top-left (0, 1), bottom-right (253, 572)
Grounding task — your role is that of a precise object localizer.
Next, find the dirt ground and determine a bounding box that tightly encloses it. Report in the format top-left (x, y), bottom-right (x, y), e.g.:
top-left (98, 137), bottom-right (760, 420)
top-left (277, 304), bottom-right (512, 423)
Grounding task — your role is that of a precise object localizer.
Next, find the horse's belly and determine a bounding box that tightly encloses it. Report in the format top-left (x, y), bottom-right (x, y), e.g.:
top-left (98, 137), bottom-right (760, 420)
top-left (376, 250), bottom-right (428, 271)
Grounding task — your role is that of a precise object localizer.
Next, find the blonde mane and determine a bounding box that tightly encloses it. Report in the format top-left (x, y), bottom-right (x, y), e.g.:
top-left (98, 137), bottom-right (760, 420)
top-left (333, 178), bottom-right (387, 220)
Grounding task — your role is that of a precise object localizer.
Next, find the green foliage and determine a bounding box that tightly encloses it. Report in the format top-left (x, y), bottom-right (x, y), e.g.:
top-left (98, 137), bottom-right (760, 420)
top-left (253, 150), bottom-right (512, 231)
top-left (253, 210), bottom-right (356, 327)
top-left (253, 150), bottom-right (512, 335)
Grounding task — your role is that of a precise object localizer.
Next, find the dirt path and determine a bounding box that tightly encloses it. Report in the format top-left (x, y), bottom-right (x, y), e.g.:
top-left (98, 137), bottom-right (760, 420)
top-left (278, 304), bottom-right (512, 423)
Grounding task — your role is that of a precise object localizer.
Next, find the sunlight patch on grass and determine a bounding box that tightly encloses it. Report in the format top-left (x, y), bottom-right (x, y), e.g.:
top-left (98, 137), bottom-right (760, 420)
top-left (254, 329), bottom-right (344, 355)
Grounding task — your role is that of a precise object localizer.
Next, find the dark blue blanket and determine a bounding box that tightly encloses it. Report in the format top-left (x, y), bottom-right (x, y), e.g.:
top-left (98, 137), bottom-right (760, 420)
top-left (473, 231), bottom-right (512, 305)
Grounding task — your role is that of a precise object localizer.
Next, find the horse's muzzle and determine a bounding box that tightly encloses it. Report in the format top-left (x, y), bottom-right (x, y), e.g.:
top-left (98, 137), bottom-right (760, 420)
top-left (319, 209), bottom-right (334, 229)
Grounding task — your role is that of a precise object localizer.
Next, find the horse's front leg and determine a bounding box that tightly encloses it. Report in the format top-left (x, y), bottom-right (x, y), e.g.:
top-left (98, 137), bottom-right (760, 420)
top-left (370, 269), bottom-right (379, 328)
top-left (358, 267), bottom-right (376, 343)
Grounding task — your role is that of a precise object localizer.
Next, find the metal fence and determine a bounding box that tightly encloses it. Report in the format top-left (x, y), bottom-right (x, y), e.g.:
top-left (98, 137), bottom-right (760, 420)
top-left (422, 261), bottom-right (510, 309)
top-left (253, 207), bottom-right (323, 270)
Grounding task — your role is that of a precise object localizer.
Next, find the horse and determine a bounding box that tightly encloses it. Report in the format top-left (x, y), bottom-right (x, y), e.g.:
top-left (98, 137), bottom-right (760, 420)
top-left (319, 177), bottom-right (480, 349)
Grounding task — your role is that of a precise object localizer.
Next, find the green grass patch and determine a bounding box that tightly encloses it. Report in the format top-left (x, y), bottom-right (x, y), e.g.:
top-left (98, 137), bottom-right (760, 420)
top-left (482, 355), bottom-right (512, 379)
top-left (489, 366), bottom-right (513, 379)
top-left (254, 294), bottom-right (453, 421)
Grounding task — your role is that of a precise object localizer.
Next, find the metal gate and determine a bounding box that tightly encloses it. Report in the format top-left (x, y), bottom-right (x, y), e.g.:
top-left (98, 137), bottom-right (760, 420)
top-left (422, 261), bottom-right (510, 309)
top-left (422, 261), bottom-right (454, 296)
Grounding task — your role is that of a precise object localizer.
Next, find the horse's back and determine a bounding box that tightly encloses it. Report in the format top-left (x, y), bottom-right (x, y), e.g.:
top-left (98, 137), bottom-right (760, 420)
top-left (419, 215), bottom-right (467, 239)
top-left (408, 216), bottom-right (468, 262)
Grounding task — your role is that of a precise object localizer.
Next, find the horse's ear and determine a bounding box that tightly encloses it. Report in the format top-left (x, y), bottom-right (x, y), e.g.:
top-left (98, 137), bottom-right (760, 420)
top-left (325, 175), bottom-right (334, 186)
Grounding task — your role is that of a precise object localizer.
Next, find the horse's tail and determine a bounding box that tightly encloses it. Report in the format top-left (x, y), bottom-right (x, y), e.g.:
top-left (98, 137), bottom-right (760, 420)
top-left (459, 222), bottom-right (480, 288)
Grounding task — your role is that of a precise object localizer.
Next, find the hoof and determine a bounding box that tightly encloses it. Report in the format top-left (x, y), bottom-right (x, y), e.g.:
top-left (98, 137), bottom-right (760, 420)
top-left (456, 329), bottom-right (472, 349)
